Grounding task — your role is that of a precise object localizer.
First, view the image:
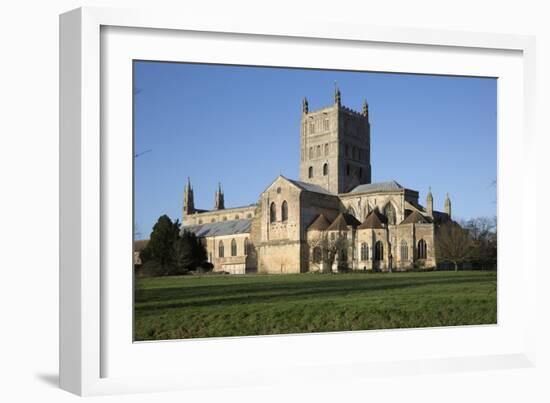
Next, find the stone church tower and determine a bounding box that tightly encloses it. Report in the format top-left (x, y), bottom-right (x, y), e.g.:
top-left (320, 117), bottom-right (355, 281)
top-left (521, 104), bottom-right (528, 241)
top-left (299, 88), bottom-right (371, 194)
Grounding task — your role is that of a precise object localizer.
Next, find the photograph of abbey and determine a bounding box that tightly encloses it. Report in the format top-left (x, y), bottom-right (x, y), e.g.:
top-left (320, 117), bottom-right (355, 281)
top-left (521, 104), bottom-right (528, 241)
top-left (133, 62), bottom-right (497, 341)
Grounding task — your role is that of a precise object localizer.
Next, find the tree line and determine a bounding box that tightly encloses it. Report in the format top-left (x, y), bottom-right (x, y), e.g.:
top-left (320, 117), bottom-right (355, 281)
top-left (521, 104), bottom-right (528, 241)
top-left (436, 216), bottom-right (497, 271)
top-left (137, 215), bottom-right (211, 277)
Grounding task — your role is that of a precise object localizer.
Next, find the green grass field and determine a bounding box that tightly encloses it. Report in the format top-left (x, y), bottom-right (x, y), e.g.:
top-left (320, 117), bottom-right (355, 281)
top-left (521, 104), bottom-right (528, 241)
top-left (134, 271), bottom-right (497, 341)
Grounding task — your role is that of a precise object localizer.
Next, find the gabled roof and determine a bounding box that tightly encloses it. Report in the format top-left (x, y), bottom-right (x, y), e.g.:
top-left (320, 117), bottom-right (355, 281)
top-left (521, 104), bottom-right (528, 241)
top-left (358, 209), bottom-right (388, 229)
top-left (326, 212), bottom-right (361, 231)
top-left (400, 210), bottom-right (432, 225)
top-left (181, 218), bottom-right (251, 237)
top-left (404, 200), bottom-right (426, 213)
top-left (307, 214), bottom-right (331, 231)
top-left (348, 180), bottom-right (404, 194)
top-left (134, 239), bottom-right (149, 251)
top-left (287, 178), bottom-right (334, 195)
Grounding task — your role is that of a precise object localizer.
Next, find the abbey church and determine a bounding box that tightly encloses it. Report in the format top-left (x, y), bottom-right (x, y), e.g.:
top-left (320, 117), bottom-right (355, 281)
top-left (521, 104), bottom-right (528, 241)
top-left (180, 88), bottom-right (452, 274)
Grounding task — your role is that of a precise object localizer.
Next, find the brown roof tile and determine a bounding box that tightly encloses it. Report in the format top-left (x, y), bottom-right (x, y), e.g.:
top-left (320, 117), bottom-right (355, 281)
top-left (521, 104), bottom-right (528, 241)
top-left (358, 210), bottom-right (387, 229)
top-left (327, 213), bottom-right (360, 231)
top-left (400, 210), bottom-right (432, 225)
top-left (134, 239), bottom-right (149, 251)
top-left (307, 214), bottom-right (331, 231)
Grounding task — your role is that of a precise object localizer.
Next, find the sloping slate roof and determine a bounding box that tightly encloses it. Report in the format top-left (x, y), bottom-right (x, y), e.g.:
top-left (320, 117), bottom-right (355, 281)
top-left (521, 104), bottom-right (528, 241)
top-left (287, 178), bottom-right (334, 195)
top-left (400, 210), bottom-right (432, 225)
top-left (404, 200), bottom-right (426, 213)
top-left (134, 239), bottom-right (149, 251)
top-left (348, 180), bottom-right (404, 194)
top-left (181, 218), bottom-right (252, 237)
top-left (307, 214), bottom-right (331, 231)
top-left (358, 209), bottom-right (387, 229)
top-left (327, 213), bottom-right (360, 231)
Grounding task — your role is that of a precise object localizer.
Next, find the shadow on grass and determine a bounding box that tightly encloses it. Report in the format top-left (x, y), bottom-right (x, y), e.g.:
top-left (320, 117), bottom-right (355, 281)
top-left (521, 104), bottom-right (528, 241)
top-left (135, 275), bottom-right (494, 313)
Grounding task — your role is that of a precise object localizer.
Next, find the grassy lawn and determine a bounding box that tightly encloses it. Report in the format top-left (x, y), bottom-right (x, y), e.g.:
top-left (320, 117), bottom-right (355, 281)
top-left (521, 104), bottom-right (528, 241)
top-left (134, 270), bottom-right (497, 341)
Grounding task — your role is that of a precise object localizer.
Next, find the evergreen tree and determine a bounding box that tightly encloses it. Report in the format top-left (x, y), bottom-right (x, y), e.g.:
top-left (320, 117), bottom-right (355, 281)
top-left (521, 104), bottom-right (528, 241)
top-left (141, 215), bottom-right (179, 275)
top-left (140, 215), bottom-right (208, 276)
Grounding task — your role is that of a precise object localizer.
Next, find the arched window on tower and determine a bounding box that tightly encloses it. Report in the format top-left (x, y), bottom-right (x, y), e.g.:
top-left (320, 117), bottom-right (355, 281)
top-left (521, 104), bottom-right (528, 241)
top-left (281, 201), bottom-right (288, 222)
top-left (384, 203), bottom-right (397, 225)
top-left (316, 145), bottom-right (321, 157)
top-left (308, 166), bottom-right (313, 178)
top-left (400, 240), bottom-right (408, 261)
top-left (231, 239), bottom-right (237, 256)
top-left (324, 143), bottom-right (329, 156)
top-left (218, 241), bottom-right (224, 258)
top-left (270, 202), bottom-right (276, 223)
top-left (309, 147), bottom-right (313, 159)
top-left (374, 241), bottom-right (384, 261)
top-left (323, 163), bottom-right (328, 176)
top-left (418, 239), bottom-right (427, 259)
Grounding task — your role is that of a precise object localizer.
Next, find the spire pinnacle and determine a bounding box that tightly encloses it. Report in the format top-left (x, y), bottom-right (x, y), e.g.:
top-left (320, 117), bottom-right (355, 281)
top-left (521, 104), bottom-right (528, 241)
top-left (362, 99), bottom-right (369, 118)
top-left (334, 84), bottom-right (341, 106)
top-left (426, 187), bottom-right (433, 217)
top-left (302, 97), bottom-right (309, 114)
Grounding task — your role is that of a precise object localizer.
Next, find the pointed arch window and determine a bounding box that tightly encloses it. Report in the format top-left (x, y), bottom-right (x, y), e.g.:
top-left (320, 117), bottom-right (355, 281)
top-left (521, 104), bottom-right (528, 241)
top-left (281, 201), bottom-right (288, 222)
top-left (313, 247), bottom-right (322, 263)
top-left (308, 166), bottom-right (313, 178)
top-left (418, 239), bottom-right (427, 259)
top-left (270, 202), bottom-right (277, 223)
top-left (324, 143), bottom-right (329, 156)
top-left (384, 203), bottom-right (397, 225)
top-left (231, 239), bottom-right (237, 256)
top-left (400, 240), bottom-right (408, 260)
top-left (218, 241), bottom-right (224, 258)
top-left (374, 241), bottom-right (384, 261)
top-left (323, 163), bottom-right (328, 176)
top-left (360, 243), bottom-right (369, 261)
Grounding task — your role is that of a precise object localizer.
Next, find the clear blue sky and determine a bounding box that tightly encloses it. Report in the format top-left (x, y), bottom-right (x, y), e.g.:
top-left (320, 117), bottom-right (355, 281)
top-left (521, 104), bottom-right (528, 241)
top-left (134, 61), bottom-right (496, 240)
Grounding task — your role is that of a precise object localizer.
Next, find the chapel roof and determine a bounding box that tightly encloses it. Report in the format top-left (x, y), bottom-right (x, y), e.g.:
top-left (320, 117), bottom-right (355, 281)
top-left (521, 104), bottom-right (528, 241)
top-left (307, 214), bottom-right (332, 231)
top-left (287, 178), bottom-right (334, 195)
top-left (326, 212), bottom-right (361, 231)
top-left (358, 209), bottom-right (388, 229)
top-left (133, 239), bottom-right (149, 252)
top-left (348, 180), bottom-right (404, 194)
top-left (181, 218), bottom-right (251, 237)
top-left (400, 210), bottom-right (432, 225)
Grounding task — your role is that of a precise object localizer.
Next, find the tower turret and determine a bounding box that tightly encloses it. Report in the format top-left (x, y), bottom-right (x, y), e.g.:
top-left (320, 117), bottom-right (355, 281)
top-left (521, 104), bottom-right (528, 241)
top-left (183, 177), bottom-right (195, 220)
top-left (362, 99), bottom-right (369, 120)
top-left (426, 187), bottom-right (433, 217)
top-left (214, 182), bottom-right (225, 210)
top-left (302, 97), bottom-right (309, 114)
top-left (445, 193), bottom-right (452, 218)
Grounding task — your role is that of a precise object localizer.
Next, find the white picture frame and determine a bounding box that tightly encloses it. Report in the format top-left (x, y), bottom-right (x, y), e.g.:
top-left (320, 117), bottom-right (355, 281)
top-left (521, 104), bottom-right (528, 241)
top-left (60, 6), bottom-right (537, 396)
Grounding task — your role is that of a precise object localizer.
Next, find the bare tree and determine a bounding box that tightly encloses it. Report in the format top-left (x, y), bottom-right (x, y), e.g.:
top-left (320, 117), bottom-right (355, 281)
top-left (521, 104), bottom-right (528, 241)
top-left (461, 216), bottom-right (497, 270)
top-left (308, 231), bottom-right (350, 272)
top-left (435, 222), bottom-right (472, 271)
